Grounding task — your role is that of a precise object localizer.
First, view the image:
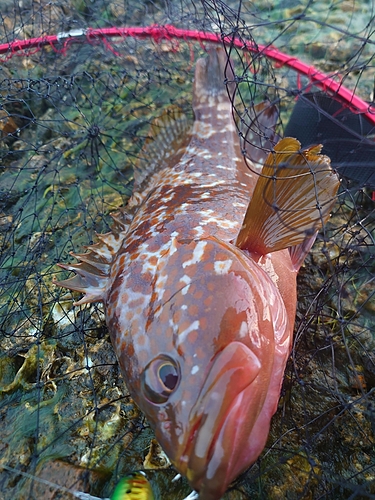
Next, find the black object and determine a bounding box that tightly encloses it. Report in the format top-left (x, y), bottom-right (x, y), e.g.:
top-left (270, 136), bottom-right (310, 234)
top-left (284, 91), bottom-right (375, 188)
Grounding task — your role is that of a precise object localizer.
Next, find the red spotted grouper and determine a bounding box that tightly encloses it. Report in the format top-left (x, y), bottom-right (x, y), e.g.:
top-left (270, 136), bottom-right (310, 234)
top-left (55, 48), bottom-right (339, 499)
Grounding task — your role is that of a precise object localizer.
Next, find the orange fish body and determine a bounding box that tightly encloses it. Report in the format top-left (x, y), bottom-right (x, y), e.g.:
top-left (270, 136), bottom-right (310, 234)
top-left (55, 49), bottom-right (339, 499)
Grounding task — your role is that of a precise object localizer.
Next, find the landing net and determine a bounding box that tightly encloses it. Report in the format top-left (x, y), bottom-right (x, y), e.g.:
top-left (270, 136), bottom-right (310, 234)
top-left (0, 1), bottom-right (374, 498)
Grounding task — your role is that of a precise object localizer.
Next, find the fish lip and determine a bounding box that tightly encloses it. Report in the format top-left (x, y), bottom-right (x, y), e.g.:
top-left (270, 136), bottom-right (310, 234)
top-left (181, 415), bottom-right (204, 470)
top-left (183, 387), bottom-right (255, 499)
top-left (179, 341), bottom-right (262, 494)
top-left (182, 395), bottom-right (238, 492)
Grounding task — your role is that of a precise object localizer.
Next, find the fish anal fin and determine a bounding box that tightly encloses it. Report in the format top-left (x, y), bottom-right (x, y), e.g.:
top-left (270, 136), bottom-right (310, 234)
top-left (54, 211), bottom-right (131, 304)
top-left (236, 137), bottom-right (340, 256)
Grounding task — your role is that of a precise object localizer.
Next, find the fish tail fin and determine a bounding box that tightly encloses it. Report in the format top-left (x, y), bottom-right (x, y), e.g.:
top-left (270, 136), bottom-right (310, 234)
top-left (236, 137), bottom-right (340, 267)
top-left (53, 211), bottom-right (131, 305)
top-left (193, 47), bottom-right (234, 110)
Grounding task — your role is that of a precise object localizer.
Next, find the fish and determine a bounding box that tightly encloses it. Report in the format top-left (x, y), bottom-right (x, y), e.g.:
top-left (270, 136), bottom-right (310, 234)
top-left (54, 48), bottom-right (340, 499)
top-left (111, 472), bottom-right (154, 500)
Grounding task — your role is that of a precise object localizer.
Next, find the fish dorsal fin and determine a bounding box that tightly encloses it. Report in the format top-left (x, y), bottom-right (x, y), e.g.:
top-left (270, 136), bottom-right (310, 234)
top-left (241, 101), bottom-right (280, 168)
top-left (133, 106), bottom-right (192, 192)
top-left (54, 210), bottom-right (131, 305)
top-left (235, 137), bottom-right (340, 263)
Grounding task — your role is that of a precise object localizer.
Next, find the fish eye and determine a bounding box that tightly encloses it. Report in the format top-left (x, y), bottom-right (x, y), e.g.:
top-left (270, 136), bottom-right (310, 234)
top-left (142, 355), bottom-right (180, 404)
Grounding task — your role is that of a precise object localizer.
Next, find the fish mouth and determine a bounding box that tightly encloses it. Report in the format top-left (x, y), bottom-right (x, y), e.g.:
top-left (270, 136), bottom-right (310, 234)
top-left (180, 341), bottom-right (264, 499)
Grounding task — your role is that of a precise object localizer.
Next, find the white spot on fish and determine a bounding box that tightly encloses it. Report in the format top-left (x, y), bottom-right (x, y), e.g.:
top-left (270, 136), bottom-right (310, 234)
top-left (216, 165), bottom-right (231, 171)
top-left (239, 321), bottom-right (248, 338)
top-left (199, 180), bottom-right (226, 188)
top-left (185, 145), bottom-right (198, 155)
top-left (208, 96), bottom-right (217, 108)
top-left (194, 225), bottom-right (205, 237)
top-left (257, 255), bottom-right (279, 285)
top-left (191, 365), bottom-right (199, 375)
top-left (219, 123), bottom-right (235, 133)
top-left (138, 242), bottom-right (149, 253)
top-left (199, 210), bottom-right (239, 228)
top-left (199, 209), bottom-right (214, 216)
top-left (194, 121), bottom-right (215, 139)
top-left (169, 236), bottom-right (178, 256)
top-left (217, 102), bottom-right (231, 111)
top-left (180, 274), bottom-right (191, 286)
top-left (182, 241), bottom-right (207, 268)
top-left (163, 192), bottom-right (175, 202)
top-left (154, 272), bottom-right (168, 301)
top-left (142, 259), bottom-right (157, 274)
top-left (214, 259), bottom-right (233, 275)
top-left (263, 304), bottom-right (271, 322)
top-left (249, 328), bottom-right (261, 348)
top-left (178, 320), bottom-right (200, 345)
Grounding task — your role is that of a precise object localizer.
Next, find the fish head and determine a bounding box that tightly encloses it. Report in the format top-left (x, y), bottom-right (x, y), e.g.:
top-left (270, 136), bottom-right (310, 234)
top-left (107, 236), bottom-right (290, 499)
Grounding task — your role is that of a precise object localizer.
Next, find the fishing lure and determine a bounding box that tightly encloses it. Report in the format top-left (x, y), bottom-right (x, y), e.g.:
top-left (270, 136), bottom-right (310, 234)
top-left (55, 48), bottom-right (339, 499)
top-left (111, 472), bottom-right (154, 500)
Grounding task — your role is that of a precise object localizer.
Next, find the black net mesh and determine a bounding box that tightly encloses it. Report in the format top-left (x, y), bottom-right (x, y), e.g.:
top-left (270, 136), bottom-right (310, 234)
top-left (0, 0), bottom-right (374, 499)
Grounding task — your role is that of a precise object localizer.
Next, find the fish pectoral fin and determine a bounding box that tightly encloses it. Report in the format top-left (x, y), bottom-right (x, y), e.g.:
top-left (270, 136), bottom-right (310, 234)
top-left (288, 232), bottom-right (318, 271)
top-left (54, 210), bottom-right (131, 305)
top-left (235, 137), bottom-right (340, 259)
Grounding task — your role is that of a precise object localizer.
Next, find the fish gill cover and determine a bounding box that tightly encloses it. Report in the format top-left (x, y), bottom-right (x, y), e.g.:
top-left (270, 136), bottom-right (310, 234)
top-left (0, 0), bottom-right (374, 499)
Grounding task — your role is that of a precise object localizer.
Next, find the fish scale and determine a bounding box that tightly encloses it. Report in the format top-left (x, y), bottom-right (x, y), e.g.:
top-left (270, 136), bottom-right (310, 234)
top-left (55, 47), bottom-right (340, 499)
